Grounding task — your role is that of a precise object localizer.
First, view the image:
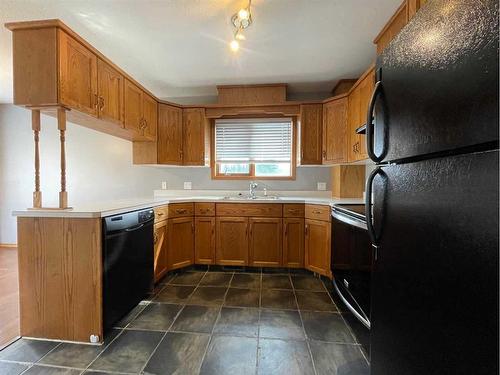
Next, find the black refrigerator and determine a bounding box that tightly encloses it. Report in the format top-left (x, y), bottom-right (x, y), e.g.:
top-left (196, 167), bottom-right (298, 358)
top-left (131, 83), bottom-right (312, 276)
top-left (365, 1), bottom-right (499, 374)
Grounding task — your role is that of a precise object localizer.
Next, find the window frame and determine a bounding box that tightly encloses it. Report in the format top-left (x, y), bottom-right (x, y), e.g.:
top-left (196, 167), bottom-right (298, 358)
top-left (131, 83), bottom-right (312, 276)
top-left (210, 116), bottom-right (297, 180)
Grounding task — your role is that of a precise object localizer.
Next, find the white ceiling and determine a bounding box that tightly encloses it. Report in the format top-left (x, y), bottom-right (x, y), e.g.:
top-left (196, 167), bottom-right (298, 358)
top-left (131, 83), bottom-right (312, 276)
top-left (0, 0), bottom-right (401, 104)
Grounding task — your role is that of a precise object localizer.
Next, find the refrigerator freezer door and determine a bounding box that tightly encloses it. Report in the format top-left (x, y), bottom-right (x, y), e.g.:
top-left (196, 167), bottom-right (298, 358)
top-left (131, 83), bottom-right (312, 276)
top-left (371, 0), bottom-right (498, 163)
top-left (370, 150), bottom-right (498, 375)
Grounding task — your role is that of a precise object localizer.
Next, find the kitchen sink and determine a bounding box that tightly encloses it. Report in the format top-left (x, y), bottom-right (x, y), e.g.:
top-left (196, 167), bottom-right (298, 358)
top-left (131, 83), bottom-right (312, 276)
top-left (221, 195), bottom-right (280, 201)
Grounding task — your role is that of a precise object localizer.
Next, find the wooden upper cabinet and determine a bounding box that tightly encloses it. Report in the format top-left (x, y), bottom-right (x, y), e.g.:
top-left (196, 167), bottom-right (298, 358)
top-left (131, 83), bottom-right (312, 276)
top-left (168, 217), bottom-right (194, 270)
top-left (142, 93), bottom-right (157, 139)
top-left (248, 218), bottom-right (282, 267)
top-left (153, 221), bottom-right (168, 282)
top-left (374, 1), bottom-right (408, 55)
top-left (299, 104), bottom-right (323, 165)
top-left (124, 79), bottom-right (143, 135)
top-left (323, 97), bottom-right (348, 164)
top-left (216, 217), bottom-right (248, 266)
top-left (158, 104), bottom-right (183, 164)
top-left (97, 58), bottom-right (124, 126)
top-left (182, 108), bottom-right (206, 166)
top-left (283, 218), bottom-right (304, 268)
top-left (58, 30), bottom-right (97, 116)
top-left (195, 217), bottom-right (216, 264)
top-left (305, 218), bottom-right (332, 278)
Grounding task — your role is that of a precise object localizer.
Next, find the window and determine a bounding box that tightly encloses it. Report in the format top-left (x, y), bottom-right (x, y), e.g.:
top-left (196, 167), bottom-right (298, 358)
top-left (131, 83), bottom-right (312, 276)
top-left (213, 117), bottom-right (295, 179)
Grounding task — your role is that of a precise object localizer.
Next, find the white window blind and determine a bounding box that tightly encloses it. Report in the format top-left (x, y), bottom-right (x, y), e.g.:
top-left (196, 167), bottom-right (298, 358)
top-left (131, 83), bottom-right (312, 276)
top-left (215, 118), bottom-right (292, 163)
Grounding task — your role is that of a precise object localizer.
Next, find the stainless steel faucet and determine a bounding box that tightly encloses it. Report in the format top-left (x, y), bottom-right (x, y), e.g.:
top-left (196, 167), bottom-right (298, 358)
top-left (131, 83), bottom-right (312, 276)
top-left (249, 181), bottom-right (258, 198)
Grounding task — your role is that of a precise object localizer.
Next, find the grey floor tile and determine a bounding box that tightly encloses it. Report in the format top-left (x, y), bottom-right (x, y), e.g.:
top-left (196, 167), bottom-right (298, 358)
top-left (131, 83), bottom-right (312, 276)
top-left (200, 335), bottom-right (257, 375)
top-left (257, 338), bottom-right (314, 375)
top-left (170, 272), bottom-right (205, 286)
top-left (155, 285), bottom-right (196, 303)
top-left (302, 311), bottom-right (356, 343)
top-left (259, 310), bottom-right (305, 340)
top-left (0, 361), bottom-right (28, 375)
top-left (39, 342), bottom-right (103, 369)
top-left (143, 332), bottom-right (210, 375)
top-left (114, 303), bottom-right (148, 328)
top-left (309, 341), bottom-right (369, 375)
top-left (23, 365), bottom-right (81, 375)
top-left (296, 291), bottom-right (337, 312)
top-left (213, 307), bottom-right (259, 337)
top-left (291, 275), bottom-right (326, 291)
top-left (262, 274), bottom-right (292, 290)
top-left (170, 305), bottom-right (219, 333)
top-left (128, 303), bottom-right (182, 331)
top-left (89, 329), bottom-right (163, 373)
top-left (187, 287), bottom-right (227, 306)
top-left (0, 339), bottom-right (59, 363)
top-left (200, 272), bottom-right (233, 287)
top-left (224, 288), bottom-right (260, 308)
top-left (230, 274), bottom-right (261, 289)
top-left (158, 273), bottom-right (176, 285)
top-left (261, 289), bottom-right (297, 310)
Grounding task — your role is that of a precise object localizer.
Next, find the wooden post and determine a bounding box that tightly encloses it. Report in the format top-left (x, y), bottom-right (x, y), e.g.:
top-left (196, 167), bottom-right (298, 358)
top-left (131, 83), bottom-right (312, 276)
top-left (32, 109), bottom-right (42, 208)
top-left (57, 108), bottom-right (68, 209)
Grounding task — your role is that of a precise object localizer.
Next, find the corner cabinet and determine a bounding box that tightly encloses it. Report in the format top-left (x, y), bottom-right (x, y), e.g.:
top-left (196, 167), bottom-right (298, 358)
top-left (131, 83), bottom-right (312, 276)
top-left (322, 96), bottom-right (348, 164)
top-left (183, 108), bottom-right (208, 166)
top-left (195, 203), bottom-right (216, 265)
top-left (158, 104), bottom-right (183, 164)
top-left (153, 220), bottom-right (168, 282)
top-left (168, 217), bottom-right (194, 270)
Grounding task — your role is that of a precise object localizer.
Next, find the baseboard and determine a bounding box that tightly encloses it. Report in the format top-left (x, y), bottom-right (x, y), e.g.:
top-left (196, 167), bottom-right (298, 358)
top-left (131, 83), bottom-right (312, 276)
top-left (0, 243), bottom-right (17, 248)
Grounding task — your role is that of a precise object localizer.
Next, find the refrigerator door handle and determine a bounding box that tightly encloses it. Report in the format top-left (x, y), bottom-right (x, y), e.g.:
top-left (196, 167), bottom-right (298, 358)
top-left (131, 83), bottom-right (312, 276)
top-left (365, 166), bottom-right (383, 246)
top-left (366, 79), bottom-right (383, 162)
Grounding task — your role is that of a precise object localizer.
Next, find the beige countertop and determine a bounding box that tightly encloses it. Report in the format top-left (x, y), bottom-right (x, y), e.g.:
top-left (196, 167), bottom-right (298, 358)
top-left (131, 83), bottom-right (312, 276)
top-left (12, 192), bottom-right (364, 218)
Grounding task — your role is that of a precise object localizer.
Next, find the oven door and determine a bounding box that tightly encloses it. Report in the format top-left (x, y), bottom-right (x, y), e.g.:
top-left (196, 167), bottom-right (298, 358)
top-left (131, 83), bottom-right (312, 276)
top-left (331, 209), bottom-right (372, 329)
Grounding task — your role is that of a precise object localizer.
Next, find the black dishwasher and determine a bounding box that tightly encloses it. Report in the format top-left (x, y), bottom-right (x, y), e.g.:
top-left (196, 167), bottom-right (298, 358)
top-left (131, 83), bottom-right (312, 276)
top-left (103, 208), bottom-right (154, 329)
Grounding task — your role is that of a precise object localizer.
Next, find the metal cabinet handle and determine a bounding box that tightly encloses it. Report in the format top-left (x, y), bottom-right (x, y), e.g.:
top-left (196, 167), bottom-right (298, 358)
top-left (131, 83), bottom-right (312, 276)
top-left (99, 96), bottom-right (105, 110)
top-left (366, 79), bottom-right (383, 162)
top-left (176, 209), bottom-right (187, 214)
top-left (154, 232), bottom-right (158, 244)
top-left (157, 212), bottom-right (164, 217)
top-left (365, 166), bottom-right (384, 246)
top-left (305, 224), bottom-right (309, 236)
top-left (94, 94), bottom-right (99, 109)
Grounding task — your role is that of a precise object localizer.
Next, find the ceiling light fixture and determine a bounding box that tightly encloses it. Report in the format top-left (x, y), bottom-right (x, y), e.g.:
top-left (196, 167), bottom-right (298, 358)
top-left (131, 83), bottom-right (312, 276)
top-left (230, 0), bottom-right (252, 52)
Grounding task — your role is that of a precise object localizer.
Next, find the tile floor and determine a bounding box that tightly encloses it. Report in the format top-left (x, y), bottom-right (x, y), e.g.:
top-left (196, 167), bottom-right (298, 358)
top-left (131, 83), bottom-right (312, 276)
top-left (0, 269), bottom-right (369, 375)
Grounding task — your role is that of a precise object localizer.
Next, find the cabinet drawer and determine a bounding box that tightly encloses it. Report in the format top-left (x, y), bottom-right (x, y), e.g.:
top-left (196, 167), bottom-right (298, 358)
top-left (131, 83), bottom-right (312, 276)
top-left (154, 205), bottom-right (168, 222)
top-left (216, 203), bottom-right (282, 218)
top-left (195, 203), bottom-right (215, 216)
top-left (305, 204), bottom-right (331, 222)
top-left (168, 203), bottom-right (194, 218)
top-left (283, 204), bottom-right (305, 218)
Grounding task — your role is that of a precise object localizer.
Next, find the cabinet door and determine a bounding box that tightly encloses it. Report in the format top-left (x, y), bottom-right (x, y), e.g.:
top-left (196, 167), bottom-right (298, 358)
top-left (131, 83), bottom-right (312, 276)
top-left (305, 219), bottom-right (332, 277)
top-left (97, 58), bottom-right (123, 126)
top-left (153, 221), bottom-right (168, 282)
top-left (249, 218), bottom-right (282, 267)
top-left (182, 108), bottom-right (206, 166)
top-left (216, 217), bottom-right (248, 266)
top-left (283, 218), bottom-right (304, 268)
top-left (124, 79), bottom-right (143, 135)
top-left (348, 86), bottom-right (361, 162)
top-left (357, 68), bottom-right (374, 159)
top-left (168, 217), bottom-right (194, 270)
top-left (142, 93), bottom-right (158, 140)
top-left (300, 104), bottom-right (323, 165)
top-left (158, 104), bottom-right (183, 164)
top-left (195, 217), bottom-right (215, 264)
top-left (58, 31), bottom-right (97, 116)
top-left (323, 97), bottom-right (348, 164)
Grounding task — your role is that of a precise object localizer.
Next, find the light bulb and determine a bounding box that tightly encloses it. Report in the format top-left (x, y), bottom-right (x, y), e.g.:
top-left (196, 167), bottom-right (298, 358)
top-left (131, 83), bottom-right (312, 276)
top-left (230, 39), bottom-right (239, 52)
top-left (238, 8), bottom-right (249, 20)
top-left (235, 31), bottom-right (246, 40)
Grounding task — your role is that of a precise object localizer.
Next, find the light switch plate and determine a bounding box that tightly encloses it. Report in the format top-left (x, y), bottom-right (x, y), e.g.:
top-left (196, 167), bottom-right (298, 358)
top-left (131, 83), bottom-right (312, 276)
top-left (184, 182), bottom-right (192, 190)
top-left (317, 182), bottom-right (327, 191)
top-left (161, 181), bottom-right (167, 190)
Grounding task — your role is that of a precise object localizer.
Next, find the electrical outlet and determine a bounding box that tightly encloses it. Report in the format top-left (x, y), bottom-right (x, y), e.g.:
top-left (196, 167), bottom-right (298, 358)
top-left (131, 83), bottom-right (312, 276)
top-left (317, 182), bottom-right (327, 191)
top-left (184, 182), bottom-right (192, 190)
top-left (161, 181), bottom-right (167, 190)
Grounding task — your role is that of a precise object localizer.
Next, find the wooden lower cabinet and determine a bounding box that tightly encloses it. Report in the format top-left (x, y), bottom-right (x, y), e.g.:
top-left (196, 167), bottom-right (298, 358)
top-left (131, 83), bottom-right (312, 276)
top-left (283, 218), bottom-right (304, 268)
top-left (195, 217), bottom-right (215, 264)
top-left (168, 217), bottom-right (194, 270)
top-left (305, 219), bottom-right (332, 277)
top-left (153, 221), bottom-right (168, 282)
top-left (216, 217), bottom-right (248, 266)
top-left (249, 218), bottom-right (282, 267)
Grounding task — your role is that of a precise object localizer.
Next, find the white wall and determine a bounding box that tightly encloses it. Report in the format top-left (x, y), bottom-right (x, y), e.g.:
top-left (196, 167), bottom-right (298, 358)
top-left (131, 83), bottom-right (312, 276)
top-left (0, 104), bottom-right (331, 243)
